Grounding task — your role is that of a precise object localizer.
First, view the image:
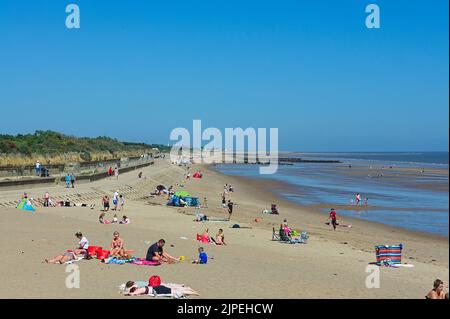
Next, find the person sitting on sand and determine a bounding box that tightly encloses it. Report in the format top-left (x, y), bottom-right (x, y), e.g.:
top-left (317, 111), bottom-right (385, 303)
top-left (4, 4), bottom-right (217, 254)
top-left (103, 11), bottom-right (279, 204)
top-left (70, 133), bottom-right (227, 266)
top-left (120, 215), bottom-right (130, 224)
top-left (111, 214), bottom-right (118, 223)
top-left (426, 279), bottom-right (446, 299)
top-left (74, 232), bottom-right (89, 255)
top-left (192, 247), bottom-right (208, 264)
top-left (214, 229), bottom-right (226, 245)
top-left (146, 239), bottom-right (180, 264)
top-left (99, 212), bottom-right (110, 224)
top-left (110, 231), bottom-right (128, 258)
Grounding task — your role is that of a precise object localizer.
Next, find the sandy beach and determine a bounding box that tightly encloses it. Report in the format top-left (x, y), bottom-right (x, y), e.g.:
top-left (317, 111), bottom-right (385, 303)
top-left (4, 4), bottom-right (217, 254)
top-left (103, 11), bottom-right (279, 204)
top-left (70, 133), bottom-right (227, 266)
top-left (0, 157), bottom-right (448, 299)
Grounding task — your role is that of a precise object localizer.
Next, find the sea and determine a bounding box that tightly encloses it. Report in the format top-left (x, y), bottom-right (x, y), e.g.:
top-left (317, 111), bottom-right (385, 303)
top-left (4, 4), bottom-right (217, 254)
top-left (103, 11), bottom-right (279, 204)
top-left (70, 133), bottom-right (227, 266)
top-left (213, 152), bottom-right (449, 236)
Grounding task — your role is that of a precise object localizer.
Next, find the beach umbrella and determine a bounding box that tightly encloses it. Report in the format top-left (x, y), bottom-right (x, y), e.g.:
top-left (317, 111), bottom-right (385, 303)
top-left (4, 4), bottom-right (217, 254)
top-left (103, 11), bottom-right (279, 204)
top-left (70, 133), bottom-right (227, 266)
top-left (175, 190), bottom-right (190, 197)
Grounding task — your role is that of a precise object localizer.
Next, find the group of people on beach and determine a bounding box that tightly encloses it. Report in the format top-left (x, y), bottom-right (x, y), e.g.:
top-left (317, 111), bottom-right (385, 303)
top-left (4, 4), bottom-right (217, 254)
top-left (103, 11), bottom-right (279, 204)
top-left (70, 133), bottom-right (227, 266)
top-left (108, 166), bottom-right (120, 180)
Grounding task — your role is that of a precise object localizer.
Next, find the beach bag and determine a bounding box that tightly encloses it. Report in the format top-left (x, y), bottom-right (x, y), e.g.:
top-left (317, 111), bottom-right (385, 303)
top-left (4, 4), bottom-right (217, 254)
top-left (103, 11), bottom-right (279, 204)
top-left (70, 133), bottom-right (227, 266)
top-left (149, 276), bottom-right (161, 287)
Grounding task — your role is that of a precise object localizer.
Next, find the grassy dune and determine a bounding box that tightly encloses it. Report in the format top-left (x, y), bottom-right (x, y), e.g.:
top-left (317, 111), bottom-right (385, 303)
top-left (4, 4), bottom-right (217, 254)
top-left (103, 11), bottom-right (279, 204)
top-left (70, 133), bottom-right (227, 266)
top-left (0, 130), bottom-right (168, 166)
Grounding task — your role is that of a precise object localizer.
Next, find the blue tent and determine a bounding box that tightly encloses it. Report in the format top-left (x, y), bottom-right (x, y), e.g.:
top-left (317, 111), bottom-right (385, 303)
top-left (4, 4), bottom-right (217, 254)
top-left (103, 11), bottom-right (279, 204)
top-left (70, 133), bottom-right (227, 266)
top-left (167, 195), bottom-right (200, 207)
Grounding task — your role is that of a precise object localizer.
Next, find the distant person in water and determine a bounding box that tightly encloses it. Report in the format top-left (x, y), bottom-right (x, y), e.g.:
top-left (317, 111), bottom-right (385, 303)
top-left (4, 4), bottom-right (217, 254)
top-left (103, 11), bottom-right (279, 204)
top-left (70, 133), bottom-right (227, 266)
top-left (356, 193), bottom-right (361, 205)
top-left (364, 198), bottom-right (369, 206)
top-left (426, 279), bottom-right (446, 299)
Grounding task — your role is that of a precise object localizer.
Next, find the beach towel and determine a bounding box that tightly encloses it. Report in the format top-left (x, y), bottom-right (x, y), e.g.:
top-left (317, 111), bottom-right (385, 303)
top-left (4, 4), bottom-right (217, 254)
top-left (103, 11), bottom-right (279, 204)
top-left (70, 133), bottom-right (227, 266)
top-left (130, 258), bottom-right (161, 266)
top-left (65, 257), bottom-right (84, 264)
top-left (104, 257), bottom-right (135, 265)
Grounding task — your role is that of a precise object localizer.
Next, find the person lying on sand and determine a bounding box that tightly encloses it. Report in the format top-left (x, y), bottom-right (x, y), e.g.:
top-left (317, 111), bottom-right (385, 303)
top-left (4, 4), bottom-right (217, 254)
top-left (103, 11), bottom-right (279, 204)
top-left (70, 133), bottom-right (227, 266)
top-left (426, 279), bottom-right (447, 299)
top-left (110, 231), bottom-right (129, 258)
top-left (123, 281), bottom-right (199, 297)
top-left (44, 251), bottom-right (84, 264)
top-left (146, 239), bottom-right (180, 264)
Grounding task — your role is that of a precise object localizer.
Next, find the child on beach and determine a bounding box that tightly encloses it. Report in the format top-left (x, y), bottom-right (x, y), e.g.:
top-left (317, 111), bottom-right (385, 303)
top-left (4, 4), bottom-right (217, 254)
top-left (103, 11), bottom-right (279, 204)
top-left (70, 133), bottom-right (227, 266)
top-left (112, 191), bottom-right (119, 211)
top-left (119, 194), bottom-right (125, 211)
top-left (99, 212), bottom-right (110, 224)
top-left (329, 208), bottom-right (338, 230)
top-left (120, 215), bottom-right (130, 224)
top-left (192, 247), bottom-right (208, 264)
top-left (112, 214), bottom-right (118, 223)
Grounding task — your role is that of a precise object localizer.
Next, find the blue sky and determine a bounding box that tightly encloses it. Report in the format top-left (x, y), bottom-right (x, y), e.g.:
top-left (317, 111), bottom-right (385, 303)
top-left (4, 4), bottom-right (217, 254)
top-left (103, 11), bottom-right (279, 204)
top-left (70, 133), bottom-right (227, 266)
top-left (0, 0), bottom-right (448, 151)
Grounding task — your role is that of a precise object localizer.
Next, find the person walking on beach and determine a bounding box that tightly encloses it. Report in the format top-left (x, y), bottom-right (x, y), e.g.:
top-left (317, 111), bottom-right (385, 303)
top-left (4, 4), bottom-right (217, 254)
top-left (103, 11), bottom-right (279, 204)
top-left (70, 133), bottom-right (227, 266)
top-left (227, 200), bottom-right (234, 220)
top-left (65, 173), bottom-right (71, 188)
top-left (221, 192), bottom-right (227, 208)
top-left (108, 167), bottom-right (113, 178)
top-left (119, 194), bottom-right (125, 211)
top-left (329, 208), bottom-right (338, 230)
top-left (35, 161), bottom-right (41, 176)
top-left (112, 190), bottom-right (119, 211)
top-left (114, 166), bottom-right (119, 180)
top-left (43, 191), bottom-right (50, 207)
top-left (102, 195), bottom-right (110, 212)
top-left (70, 173), bottom-right (76, 188)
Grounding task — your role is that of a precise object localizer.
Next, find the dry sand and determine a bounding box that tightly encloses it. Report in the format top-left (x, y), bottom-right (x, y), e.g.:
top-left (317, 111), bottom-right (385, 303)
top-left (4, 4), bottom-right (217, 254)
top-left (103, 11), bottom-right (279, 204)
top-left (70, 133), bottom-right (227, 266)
top-left (0, 158), bottom-right (448, 298)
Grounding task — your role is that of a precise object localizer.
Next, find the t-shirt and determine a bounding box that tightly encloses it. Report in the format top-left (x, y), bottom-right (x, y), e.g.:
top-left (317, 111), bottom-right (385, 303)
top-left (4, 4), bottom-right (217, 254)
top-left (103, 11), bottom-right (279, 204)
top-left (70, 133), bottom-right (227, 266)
top-left (329, 211), bottom-right (337, 220)
top-left (36, 162), bottom-right (40, 168)
top-left (199, 252), bottom-right (208, 264)
top-left (78, 237), bottom-right (89, 249)
top-left (146, 243), bottom-right (163, 261)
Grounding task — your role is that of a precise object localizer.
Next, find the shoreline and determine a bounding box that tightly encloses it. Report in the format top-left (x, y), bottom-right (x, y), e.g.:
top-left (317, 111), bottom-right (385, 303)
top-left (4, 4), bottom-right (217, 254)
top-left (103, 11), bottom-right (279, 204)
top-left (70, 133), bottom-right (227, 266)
top-left (207, 163), bottom-right (449, 239)
top-left (199, 164), bottom-right (448, 268)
